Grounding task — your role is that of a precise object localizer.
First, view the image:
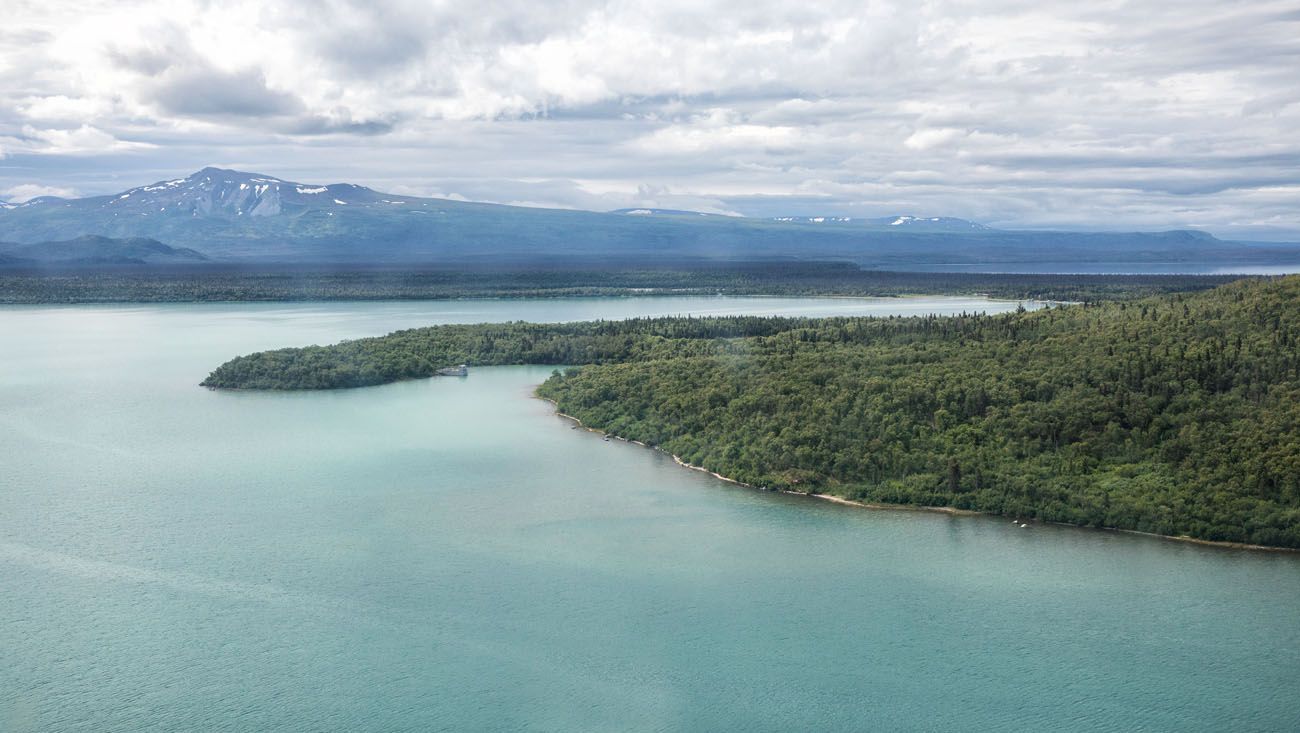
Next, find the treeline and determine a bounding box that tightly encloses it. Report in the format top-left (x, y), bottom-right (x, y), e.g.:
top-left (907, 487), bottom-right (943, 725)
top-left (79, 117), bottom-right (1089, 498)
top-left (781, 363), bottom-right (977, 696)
top-left (203, 276), bottom-right (1300, 547)
top-left (0, 262), bottom-right (1239, 303)
top-left (202, 317), bottom-right (811, 389)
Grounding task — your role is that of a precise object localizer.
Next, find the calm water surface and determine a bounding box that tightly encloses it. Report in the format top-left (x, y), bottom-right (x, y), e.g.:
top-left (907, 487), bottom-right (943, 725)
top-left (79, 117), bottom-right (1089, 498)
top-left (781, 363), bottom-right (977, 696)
top-left (2, 297), bottom-right (1298, 732)
top-left (896, 261), bottom-right (1300, 274)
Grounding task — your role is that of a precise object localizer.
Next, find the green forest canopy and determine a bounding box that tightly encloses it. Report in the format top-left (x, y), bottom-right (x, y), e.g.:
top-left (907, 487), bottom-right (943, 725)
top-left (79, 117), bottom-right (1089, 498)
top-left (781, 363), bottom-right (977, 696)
top-left (204, 276), bottom-right (1300, 547)
top-left (1, 264), bottom-right (1236, 304)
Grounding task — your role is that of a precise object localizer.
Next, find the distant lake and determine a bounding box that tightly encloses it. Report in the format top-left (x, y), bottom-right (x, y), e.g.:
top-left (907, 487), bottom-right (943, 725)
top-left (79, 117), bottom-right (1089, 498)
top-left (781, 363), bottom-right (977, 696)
top-left (2, 297), bottom-right (1298, 732)
top-left (892, 261), bottom-right (1300, 275)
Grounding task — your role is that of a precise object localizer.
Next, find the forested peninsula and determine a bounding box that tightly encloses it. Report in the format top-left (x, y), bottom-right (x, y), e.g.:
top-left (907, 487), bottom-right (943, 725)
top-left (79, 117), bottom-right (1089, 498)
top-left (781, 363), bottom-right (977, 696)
top-left (203, 276), bottom-right (1300, 548)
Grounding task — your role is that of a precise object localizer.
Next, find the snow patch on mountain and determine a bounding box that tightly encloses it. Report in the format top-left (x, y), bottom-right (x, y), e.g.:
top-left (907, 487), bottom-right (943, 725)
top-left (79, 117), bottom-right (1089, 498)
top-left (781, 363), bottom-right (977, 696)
top-left (774, 214), bottom-right (990, 231)
top-left (774, 216), bottom-right (853, 223)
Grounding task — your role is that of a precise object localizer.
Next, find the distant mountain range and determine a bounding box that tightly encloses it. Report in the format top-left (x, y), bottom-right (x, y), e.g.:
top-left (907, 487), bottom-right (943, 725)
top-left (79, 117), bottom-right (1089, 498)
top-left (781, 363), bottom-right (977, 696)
top-left (769, 215), bottom-right (991, 232)
top-left (610, 207), bottom-right (731, 218)
top-left (616, 209), bottom-right (992, 233)
top-left (0, 235), bottom-right (207, 266)
top-left (1, 167), bottom-right (1297, 270)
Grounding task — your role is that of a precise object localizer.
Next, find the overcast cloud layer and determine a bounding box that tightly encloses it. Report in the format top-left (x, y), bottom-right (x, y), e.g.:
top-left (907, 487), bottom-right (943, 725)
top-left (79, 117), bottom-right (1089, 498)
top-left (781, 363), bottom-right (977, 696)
top-left (2, 0), bottom-right (1298, 238)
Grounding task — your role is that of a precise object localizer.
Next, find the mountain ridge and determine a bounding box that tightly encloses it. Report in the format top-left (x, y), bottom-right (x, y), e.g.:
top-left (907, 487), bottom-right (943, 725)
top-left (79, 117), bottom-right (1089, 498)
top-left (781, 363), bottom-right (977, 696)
top-left (2, 167), bottom-right (1296, 269)
top-left (0, 235), bottom-right (209, 265)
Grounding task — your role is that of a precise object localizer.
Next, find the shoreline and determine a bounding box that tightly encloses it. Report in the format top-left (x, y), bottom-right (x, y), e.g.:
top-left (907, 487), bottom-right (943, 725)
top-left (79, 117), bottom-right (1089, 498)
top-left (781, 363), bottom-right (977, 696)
top-left (540, 396), bottom-right (1298, 554)
top-left (0, 291), bottom-right (1048, 308)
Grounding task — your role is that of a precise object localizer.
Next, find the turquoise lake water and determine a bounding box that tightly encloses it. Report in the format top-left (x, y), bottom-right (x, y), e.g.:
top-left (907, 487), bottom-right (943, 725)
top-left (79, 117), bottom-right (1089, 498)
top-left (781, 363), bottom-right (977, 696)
top-left (2, 296), bottom-right (1298, 732)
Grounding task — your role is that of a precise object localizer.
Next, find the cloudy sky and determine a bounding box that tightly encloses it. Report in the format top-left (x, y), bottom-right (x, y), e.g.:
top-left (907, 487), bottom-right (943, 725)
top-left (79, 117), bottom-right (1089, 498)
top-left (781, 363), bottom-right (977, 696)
top-left (2, 0), bottom-right (1298, 238)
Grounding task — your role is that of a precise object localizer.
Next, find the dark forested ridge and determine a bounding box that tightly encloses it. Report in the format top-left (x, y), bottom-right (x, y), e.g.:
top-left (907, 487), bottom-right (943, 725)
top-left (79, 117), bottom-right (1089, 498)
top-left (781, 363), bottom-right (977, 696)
top-left (0, 262), bottom-right (1239, 303)
top-left (0, 235), bottom-right (208, 266)
top-left (204, 276), bottom-right (1300, 547)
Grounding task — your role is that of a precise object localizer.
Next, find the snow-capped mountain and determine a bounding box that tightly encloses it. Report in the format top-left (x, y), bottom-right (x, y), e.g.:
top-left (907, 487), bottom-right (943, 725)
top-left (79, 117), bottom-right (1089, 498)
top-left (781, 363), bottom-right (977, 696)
top-left (611, 208), bottom-right (727, 218)
top-left (0, 167), bottom-right (1255, 267)
top-left (878, 215), bottom-right (990, 231)
top-left (771, 215), bottom-right (991, 232)
top-left (771, 216), bottom-right (856, 224)
top-left (15, 167), bottom-right (426, 220)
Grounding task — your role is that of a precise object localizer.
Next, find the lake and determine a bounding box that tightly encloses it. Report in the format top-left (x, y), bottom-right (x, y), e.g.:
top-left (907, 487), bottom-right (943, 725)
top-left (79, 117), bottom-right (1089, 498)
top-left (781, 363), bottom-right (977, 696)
top-left (894, 262), bottom-right (1300, 275)
top-left (2, 296), bottom-right (1298, 732)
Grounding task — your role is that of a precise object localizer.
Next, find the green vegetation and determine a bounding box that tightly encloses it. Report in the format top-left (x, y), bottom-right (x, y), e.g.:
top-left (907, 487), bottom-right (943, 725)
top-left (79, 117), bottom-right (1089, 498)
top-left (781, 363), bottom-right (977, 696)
top-left (0, 263), bottom-right (1238, 304)
top-left (204, 276), bottom-right (1300, 547)
top-left (201, 316), bottom-right (799, 389)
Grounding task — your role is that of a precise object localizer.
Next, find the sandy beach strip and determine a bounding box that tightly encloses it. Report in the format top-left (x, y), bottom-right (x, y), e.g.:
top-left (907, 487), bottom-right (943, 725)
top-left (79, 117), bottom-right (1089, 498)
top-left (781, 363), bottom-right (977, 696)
top-left (538, 395), bottom-right (1296, 552)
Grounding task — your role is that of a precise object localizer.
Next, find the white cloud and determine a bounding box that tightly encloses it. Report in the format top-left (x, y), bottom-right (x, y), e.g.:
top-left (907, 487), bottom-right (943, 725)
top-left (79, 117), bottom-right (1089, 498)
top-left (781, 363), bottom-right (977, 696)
top-left (2, 183), bottom-right (80, 202)
top-left (17, 125), bottom-right (156, 155)
top-left (17, 95), bottom-right (112, 123)
top-left (903, 128), bottom-right (968, 151)
top-left (0, 0), bottom-right (1297, 237)
top-left (632, 120), bottom-right (805, 155)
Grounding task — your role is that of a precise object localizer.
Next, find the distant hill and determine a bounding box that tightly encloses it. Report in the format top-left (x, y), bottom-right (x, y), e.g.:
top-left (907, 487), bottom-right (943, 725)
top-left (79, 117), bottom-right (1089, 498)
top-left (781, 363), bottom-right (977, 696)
top-left (615, 209), bottom-right (991, 232)
top-left (1, 167), bottom-right (1297, 269)
top-left (0, 235), bottom-right (208, 265)
top-left (770, 215), bottom-right (991, 232)
top-left (610, 208), bottom-right (731, 218)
